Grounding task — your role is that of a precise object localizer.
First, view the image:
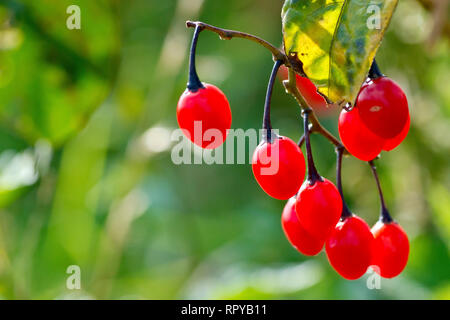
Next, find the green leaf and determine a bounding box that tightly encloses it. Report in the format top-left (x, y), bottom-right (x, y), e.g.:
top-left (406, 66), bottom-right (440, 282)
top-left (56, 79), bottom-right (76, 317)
top-left (282, 0), bottom-right (398, 103)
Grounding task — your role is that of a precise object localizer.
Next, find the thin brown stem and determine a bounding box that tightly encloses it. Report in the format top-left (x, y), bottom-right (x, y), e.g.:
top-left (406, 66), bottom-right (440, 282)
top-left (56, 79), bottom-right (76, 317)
top-left (186, 21), bottom-right (288, 63)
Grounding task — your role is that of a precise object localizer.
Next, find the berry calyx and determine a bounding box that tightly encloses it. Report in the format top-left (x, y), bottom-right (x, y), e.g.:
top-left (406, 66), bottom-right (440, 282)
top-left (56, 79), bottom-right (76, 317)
top-left (177, 25), bottom-right (232, 149)
top-left (356, 76), bottom-right (409, 139)
top-left (371, 220), bottom-right (410, 278)
top-left (338, 107), bottom-right (385, 161)
top-left (281, 197), bottom-right (324, 256)
top-left (383, 113), bottom-right (410, 151)
top-left (325, 215), bottom-right (374, 280)
top-left (252, 135), bottom-right (306, 200)
top-left (295, 178), bottom-right (343, 239)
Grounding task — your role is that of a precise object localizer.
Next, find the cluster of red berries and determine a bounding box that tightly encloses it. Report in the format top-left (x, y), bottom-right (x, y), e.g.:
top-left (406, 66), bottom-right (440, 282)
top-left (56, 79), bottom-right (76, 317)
top-left (177, 26), bottom-right (410, 280)
top-left (338, 64), bottom-right (410, 161)
top-left (281, 151), bottom-right (409, 280)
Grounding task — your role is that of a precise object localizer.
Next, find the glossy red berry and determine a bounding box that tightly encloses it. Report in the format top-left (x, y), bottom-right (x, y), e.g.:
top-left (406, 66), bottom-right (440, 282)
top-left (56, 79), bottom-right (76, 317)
top-left (295, 75), bottom-right (328, 112)
top-left (326, 215), bottom-right (374, 280)
top-left (371, 220), bottom-right (409, 278)
top-left (383, 114), bottom-right (410, 151)
top-left (177, 83), bottom-right (232, 149)
top-left (295, 178), bottom-right (342, 239)
top-left (278, 65), bottom-right (330, 115)
top-left (356, 77), bottom-right (409, 139)
top-left (252, 136), bottom-right (305, 200)
top-left (281, 197), bottom-right (324, 256)
top-left (338, 107), bottom-right (385, 161)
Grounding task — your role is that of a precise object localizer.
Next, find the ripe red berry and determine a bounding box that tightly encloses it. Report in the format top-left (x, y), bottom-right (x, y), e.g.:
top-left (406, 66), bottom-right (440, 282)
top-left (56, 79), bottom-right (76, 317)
top-left (281, 197), bottom-right (324, 256)
top-left (252, 136), bottom-right (305, 200)
top-left (295, 178), bottom-right (342, 239)
top-left (177, 83), bottom-right (232, 149)
top-left (326, 215), bottom-right (374, 280)
top-left (383, 114), bottom-right (410, 151)
top-left (338, 107), bottom-right (385, 161)
top-left (371, 220), bottom-right (409, 278)
top-left (295, 75), bottom-right (328, 112)
top-left (278, 65), bottom-right (330, 115)
top-left (356, 77), bottom-right (409, 139)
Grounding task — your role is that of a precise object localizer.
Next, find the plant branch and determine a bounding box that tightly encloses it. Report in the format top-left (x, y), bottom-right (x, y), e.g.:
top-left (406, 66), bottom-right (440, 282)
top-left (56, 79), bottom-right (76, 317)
top-left (283, 68), bottom-right (348, 154)
top-left (186, 20), bottom-right (348, 155)
top-left (186, 21), bottom-right (288, 63)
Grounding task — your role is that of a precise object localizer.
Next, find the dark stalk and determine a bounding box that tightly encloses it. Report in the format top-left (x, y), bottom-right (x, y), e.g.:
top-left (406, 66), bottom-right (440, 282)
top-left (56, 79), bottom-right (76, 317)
top-left (368, 59), bottom-right (384, 80)
top-left (297, 134), bottom-right (305, 148)
top-left (336, 146), bottom-right (352, 219)
top-left (262, 60), bottom-right (283, 142)
top-left (303, 110), bottom-right (322, 184)
top-left (368, 160), bottom-right (394, 223)
top-left (187, 25), bottom-right (205, 92)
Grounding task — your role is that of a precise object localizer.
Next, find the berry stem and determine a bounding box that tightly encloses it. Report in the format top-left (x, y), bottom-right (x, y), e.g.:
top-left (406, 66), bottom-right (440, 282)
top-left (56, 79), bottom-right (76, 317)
top-left (186, 21), bottom-right (287, 63)
top-left (368, 59), bottom-right (384, 80)
top-left (263, 60), bottom-right (283, 142)
top-left (368, 160), bottom-right (394, 223)
top-left (187, 25), bottom-right (205, 92)
top-left (297, 134), bottom-right (305, 148)
top-left (303, 110), bottom-right (322, 184)
top-left (336, 146), bottom-right (352, 219)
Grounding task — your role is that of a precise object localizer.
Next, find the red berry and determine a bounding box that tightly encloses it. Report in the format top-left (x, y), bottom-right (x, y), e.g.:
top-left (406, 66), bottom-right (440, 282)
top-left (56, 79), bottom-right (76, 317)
top-left (356, 77), bottom-right (409, 139)
top-left (252, 136), bottom-right (305, 200)
top-left (326, 215), bottom-right (374, 280)
top-left (177, 83), bottom-right (232, 149)
top-left (295, 75), bottom-right (328, 112)
top-left (371, 220), bottom-right (409, 278)
top-left (295, 178), bottom-right (342, 239)
top-left (383, 114), bottom-right (410, 151)
top-left (281, 198), bottom-right (324, 256)
top-left (278, 65), bottom-right (330, 115)
top-left (338, 107), bottom-right (385, 161)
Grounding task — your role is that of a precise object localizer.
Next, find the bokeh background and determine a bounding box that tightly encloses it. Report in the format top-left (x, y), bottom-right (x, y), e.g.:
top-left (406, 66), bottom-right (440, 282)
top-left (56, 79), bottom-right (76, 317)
top-left (0, 0), bottom-right (448, 299)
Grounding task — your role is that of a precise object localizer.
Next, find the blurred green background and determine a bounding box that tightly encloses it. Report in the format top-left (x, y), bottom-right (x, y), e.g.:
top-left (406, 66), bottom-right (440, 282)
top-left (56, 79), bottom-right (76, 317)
top-left (0, 0), bottom-right (448, 299)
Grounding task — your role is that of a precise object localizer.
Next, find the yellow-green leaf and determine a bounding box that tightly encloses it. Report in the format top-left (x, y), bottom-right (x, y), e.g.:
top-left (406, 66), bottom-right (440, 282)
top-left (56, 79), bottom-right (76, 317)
top-left (282, 0), bottom-right (398, 103)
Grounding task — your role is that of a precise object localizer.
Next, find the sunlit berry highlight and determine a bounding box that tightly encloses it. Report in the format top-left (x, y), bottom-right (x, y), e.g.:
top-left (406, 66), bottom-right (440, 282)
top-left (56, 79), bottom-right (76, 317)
top-left (326, 215), bottom-right (374, 280)
top-left (338, 107), bottom-right (385, 161)
top-left (371, 220), bottom-right (410, 278)
top-left (356, 77), bottom-right (409, 139)
top-left (295, 178), bottom-right (342, 239)
top-left (281, 197), bottom-right (324, 256)
top-left (252, 136), bottom-right (306, 200)
top-left (177, 83), bottom-right (232, 149)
